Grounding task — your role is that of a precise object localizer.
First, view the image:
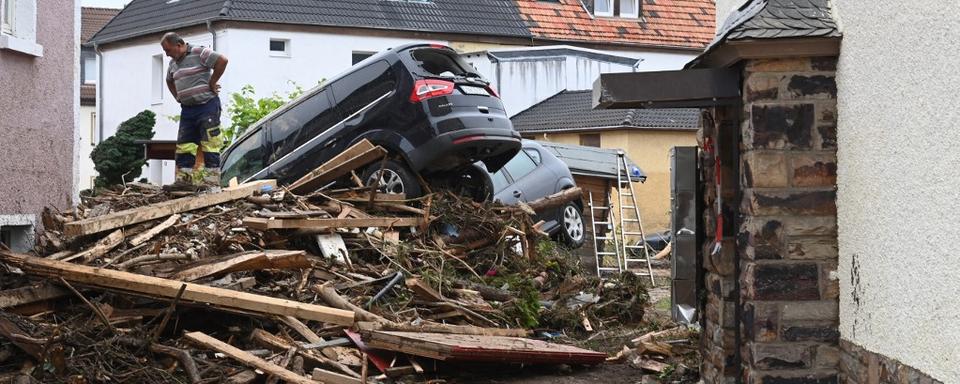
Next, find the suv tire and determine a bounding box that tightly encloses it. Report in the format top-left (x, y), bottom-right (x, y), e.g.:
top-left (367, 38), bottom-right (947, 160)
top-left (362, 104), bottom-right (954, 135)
top-left (363, 159), bottom-right (423, 198)
top-left (559, 202), bottom-right (585, 248)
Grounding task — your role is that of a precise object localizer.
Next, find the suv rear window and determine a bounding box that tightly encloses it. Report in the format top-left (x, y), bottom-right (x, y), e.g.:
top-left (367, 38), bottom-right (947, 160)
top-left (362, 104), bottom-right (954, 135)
top-left (407, 48), bottom-right (479, 78)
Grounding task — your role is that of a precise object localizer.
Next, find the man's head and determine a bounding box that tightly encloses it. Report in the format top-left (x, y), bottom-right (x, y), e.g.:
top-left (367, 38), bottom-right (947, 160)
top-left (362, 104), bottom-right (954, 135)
top-left (160, 32), bottom-right (187, 60)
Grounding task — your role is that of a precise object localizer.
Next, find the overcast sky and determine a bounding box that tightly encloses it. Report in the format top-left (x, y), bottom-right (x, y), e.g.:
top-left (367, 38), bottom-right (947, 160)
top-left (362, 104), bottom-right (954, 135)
top-left (81, 0), bottom-right (129, 9)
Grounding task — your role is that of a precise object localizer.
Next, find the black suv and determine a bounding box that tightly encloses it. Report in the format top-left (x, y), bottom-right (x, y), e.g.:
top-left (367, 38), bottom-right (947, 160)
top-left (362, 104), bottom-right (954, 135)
top-left (220, 43), bottom-right (521, 195)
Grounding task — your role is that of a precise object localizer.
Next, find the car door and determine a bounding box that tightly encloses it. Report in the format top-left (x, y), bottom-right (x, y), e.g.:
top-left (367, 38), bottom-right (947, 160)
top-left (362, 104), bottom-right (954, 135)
top-left (493, 149), bottom-right (555, 207)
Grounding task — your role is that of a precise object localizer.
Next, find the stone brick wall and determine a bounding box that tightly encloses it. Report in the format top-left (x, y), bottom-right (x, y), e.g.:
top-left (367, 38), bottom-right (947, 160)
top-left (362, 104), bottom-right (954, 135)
top-left (738, 57), bottom-right (840, 383)
top-left (840, 341), bottom-right (942, 384)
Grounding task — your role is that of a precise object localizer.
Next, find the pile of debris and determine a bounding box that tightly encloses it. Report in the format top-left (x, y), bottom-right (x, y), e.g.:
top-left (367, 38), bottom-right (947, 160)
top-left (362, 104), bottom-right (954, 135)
top-left (0, 141), bottom-right (696, 383)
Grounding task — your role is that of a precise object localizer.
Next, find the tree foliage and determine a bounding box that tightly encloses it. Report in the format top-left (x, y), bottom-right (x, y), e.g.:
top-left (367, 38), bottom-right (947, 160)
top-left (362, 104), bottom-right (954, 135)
top-left (224, 84), bottom-right (305, 146)
top-left (91, 110), bottom-right (156, 188)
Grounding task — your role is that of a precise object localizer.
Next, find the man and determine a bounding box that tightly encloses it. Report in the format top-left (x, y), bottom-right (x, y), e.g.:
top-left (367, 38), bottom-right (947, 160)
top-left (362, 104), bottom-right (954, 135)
top-left (161, 32), bottom-right (228, 189)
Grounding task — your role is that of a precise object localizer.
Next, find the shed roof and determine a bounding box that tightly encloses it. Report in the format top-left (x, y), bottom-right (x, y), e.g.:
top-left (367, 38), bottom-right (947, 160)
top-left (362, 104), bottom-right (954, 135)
top-left (536, 140), bottom-right (646, 182)
top-left (710, 0), bottom-right (839, 48)
top-left (510, 90), bottom-right (700, 133)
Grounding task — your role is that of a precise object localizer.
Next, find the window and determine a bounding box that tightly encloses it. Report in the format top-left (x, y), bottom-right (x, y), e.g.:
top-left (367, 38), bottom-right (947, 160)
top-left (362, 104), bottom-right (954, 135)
top-left (523, 148), bottom-right (542, 165)
top-left (151, 54), bottom-right (164, 103)
top-left (594, 0), bottom-right (613, 16)
top-left (491, 170), bottom-right (510, 193)
top-left (269, 38), bottom-right (290, 57)
top-left (620, 0), bottom-right (639, 18)
top-left (0, 0), bottom-right (41, 56)
top-left (352, 51), bottom-right (374, 65)
top-left (221, 130), bottom-right (267, 183)
top-left (502, 151), bottom-right (538, 181)
top-left (408, 48), bottom-right (479, 77)
top-left (331, 61), bottom-right (396, 118)
top-left (83, 56), bottom-right (98, 84)
top-left (580, 133), bottom-right (601, 147)
top-left (269, 89), bottom-right (340, 161)
top-left (1, 0), bottom-right (13, 34)
top-left (594, 0), bottom-right (639, 18)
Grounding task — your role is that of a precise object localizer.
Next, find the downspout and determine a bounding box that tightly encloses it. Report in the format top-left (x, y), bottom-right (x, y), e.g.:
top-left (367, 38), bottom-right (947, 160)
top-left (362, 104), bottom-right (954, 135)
top-left (95, 43), bottom-right (103, 144)
top-left (206, 20), bottom-right (216, 50)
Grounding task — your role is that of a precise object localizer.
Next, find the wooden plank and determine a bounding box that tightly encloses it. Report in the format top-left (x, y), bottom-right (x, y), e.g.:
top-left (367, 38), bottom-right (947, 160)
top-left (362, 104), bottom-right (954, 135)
top-left (526, 187), bottom-right (582, 212)
top-left (0, 282), bottom-right (69, 309)
top-left (288, 139), bottom-right (387, 194)
top-left (129, 214), bottom-right (181, 246)
top-left (184, 332), bottom-right (318, 384)
top-left (363, 331), bottom-right (607, 365)
top-left (404, 278), bottom-right (444, 302)
top-left (0, 251), bottom-right (355, 326)
top-left (64, 180), bottom-right (275, 237)
top-left (62, 229), bottom-right (124, 262)
top-left (244, 216), bottom-right (422, 231)
top-left (355, 321), bottom-right (529, 338)
top-left (312, 368), bottom-right (363, 384)
top-left (171, 250), bottom-right (309, 282)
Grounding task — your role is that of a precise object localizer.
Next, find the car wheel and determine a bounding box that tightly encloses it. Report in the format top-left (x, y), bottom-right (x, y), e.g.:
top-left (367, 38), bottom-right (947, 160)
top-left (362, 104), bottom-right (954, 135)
top-left (362, 159), bottom-right (423, 198)
top-left (559, 202), bottom-right (585, 248)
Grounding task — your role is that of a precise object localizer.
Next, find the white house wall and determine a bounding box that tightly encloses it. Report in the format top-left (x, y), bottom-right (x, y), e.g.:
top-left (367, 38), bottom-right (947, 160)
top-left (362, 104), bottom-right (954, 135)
top-left (835, 1), bottom-right (960, 382)
top-left (78, 105), bottom-right (97, 190)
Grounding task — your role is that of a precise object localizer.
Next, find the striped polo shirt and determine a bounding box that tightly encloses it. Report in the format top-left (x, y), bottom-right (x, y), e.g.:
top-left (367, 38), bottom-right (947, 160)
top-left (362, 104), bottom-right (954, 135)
top-left (166, 44), bottom-right (222, 106)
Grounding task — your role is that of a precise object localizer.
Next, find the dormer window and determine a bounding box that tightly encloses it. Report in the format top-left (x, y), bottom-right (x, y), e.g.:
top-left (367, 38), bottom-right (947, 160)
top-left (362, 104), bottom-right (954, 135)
top-left (594, 0), bottom-right (640, 18)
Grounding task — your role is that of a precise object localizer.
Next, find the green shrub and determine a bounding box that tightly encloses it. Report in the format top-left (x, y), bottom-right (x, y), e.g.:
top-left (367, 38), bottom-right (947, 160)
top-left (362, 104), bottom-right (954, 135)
top-left (224, 83), bottom-right (305, 146)
top-left (91, 110), bottom-right (156, 188)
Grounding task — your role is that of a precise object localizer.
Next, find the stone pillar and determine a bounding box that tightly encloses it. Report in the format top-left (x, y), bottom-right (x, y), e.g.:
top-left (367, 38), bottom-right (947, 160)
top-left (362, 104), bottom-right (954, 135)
top-left (739, 57), bottom-right (840, 383)
top-left (699, 106), bottom-right (740, 384)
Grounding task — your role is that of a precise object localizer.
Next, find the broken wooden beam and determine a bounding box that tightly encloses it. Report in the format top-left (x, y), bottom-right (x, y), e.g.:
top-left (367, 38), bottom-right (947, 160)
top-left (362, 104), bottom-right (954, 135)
top-left (243, 216), bottom-right (422, 231)
top-left (63, 180), bottom-right (275, 237)
top-left (170, 250), bottom-right (310, 282)
top-left (129, 214), bottom-right (181, 246)
top-left (61, 229), bottom-right (124, 262)
top-left (362, 331), bottom-right (606, 365)
top-left (312, 368), bottom-right (362, 384)
top-left (525, 187), bottom-right (582, 212)
top-left (0, 282), bottom-right (69, 309)
top-left (185, 332), bottom-right (319, 384)
top-left (288, 139), bottom-right (387, 194)
top-left (0, 251), bottom-right (355, 326)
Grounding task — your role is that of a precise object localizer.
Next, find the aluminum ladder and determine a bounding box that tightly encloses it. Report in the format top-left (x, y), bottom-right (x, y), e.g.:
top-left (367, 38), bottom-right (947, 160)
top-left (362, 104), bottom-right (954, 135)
top-left (615, 151), bottom-right (656, 285)
top-left (588, 191), bottom-right (623, 277)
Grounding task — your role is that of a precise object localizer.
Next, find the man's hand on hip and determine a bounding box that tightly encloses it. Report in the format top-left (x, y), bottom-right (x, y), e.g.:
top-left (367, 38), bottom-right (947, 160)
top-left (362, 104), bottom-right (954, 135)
top-left (209, 82), bottom-right (221, 94)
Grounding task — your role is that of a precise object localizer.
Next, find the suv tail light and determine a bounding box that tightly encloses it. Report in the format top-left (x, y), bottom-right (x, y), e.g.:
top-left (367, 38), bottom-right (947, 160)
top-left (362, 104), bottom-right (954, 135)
top-left (410, 79), bottom-right (455, 102)
top-left (486, 85), bottom-right (499, 98)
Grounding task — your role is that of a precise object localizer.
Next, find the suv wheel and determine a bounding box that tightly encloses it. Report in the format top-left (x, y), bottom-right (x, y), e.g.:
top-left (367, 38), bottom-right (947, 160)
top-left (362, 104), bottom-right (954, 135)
top-left (362, 159), bottom-right (423, 198)
top-left (559, 202), bottom-right (585, 248)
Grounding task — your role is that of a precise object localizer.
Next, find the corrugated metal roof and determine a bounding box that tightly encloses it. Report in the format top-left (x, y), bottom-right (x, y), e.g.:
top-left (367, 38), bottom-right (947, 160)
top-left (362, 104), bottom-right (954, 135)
top-left (510, 90), bottom-right (700, 133)
top-left (536, 140), bottom-right (646, 181)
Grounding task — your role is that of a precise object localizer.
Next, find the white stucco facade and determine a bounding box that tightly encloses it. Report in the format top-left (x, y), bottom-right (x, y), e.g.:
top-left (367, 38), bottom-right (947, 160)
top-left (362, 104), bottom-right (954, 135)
top-left (834, 1), bottom-right (960, 382)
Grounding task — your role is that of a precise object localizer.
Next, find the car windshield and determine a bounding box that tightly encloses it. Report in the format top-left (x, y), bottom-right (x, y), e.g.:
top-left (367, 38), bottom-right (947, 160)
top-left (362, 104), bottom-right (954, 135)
top-left (407, 48), bottom-right (481, 79)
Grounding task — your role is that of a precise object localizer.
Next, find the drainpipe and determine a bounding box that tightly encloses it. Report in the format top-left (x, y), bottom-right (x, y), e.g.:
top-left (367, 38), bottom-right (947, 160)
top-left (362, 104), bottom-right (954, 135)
top-left (206, 21), bottom-right (216, 50)
top-left (95, 43), bottom-right (104, 144)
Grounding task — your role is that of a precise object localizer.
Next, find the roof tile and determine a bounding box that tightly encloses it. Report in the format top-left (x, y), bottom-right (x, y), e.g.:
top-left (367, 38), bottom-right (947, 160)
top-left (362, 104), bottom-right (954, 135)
top-left (511, 90), bottom-right (700, 133)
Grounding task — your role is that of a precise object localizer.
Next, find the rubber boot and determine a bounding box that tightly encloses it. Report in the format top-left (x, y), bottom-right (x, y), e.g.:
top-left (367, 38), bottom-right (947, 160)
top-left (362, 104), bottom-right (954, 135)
top-left (163, 168), bottom-right (199, 192)
top-left (200, 168), bottom-right (222, 192)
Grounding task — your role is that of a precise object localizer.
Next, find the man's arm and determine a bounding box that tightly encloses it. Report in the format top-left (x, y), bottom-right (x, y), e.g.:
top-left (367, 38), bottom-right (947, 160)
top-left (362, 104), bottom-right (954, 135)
top-left (166, 78), bottom-right (179, 102)
top-left (208, 55), bottom-right (228, 94)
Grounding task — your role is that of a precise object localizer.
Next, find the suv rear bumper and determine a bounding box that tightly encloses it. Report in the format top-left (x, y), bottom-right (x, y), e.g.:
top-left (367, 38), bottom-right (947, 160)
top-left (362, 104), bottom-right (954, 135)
top-left (408, 128), bottom-right (521, 173)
